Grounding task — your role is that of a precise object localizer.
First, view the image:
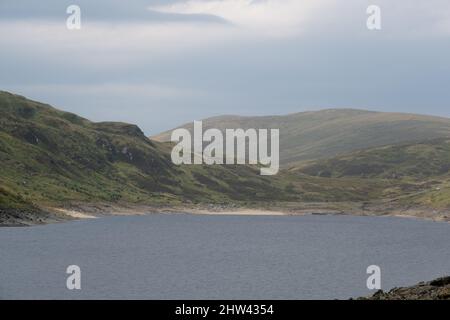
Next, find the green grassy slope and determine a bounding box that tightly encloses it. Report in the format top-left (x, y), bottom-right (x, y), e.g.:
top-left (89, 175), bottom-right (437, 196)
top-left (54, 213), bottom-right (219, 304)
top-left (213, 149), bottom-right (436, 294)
top-left (152, 109), bottom-right (450, 166)
top-left (0, 91), bottom-right (300, 215)
top-left (293, 138), bottom-right (450, 179)
top-left (2, 91), bottom-right (450, 221)
top-left (291, 138), bottom-right (450, 209)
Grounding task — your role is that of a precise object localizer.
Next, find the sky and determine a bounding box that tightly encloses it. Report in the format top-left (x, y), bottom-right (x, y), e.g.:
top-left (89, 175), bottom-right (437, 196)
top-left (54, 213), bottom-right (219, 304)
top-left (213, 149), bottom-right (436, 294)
top-left (1, 0), bottom-right (450, 134)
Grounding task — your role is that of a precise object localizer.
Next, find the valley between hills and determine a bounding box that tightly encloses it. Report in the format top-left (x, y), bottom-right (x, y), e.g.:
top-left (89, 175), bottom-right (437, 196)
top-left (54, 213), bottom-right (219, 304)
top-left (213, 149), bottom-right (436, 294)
top-left (1, 90), bottom-right (450, 225)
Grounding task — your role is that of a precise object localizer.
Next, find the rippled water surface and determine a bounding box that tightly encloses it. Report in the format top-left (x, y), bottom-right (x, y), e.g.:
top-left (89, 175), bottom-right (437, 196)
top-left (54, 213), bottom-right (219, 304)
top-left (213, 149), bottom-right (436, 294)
top-left (1, 214), bottom-right (449, 299)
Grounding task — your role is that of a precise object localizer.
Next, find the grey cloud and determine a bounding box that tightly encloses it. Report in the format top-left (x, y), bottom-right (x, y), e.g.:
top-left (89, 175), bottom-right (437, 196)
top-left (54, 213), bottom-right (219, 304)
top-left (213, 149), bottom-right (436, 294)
top-left (0, 0), bottom-right (449, 134)
top-left (0, 0), bottom-right (228, 23)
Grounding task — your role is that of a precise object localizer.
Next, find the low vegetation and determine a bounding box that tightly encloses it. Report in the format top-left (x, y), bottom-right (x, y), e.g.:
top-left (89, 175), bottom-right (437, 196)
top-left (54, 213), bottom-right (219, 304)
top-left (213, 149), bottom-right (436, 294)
top-left (0, 91), bottom-right (299, 221)
top-left (292, 139), bottom-right (450, 209)
top-left (152, 109), bottom-right (450, 166)
top-left (1, 90), bottom-right (450, 224)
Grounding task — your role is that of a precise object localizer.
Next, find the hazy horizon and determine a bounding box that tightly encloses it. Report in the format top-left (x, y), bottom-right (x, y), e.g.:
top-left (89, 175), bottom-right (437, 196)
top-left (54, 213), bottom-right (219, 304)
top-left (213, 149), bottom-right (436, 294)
top-left (5, 89), bottom-right (450, 136)
top-left (1, 0), bottom-right (450, 134)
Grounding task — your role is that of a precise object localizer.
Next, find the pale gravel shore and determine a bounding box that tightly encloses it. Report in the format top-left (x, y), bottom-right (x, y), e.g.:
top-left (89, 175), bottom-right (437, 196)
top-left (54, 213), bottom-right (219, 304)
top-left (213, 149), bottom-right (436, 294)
top-left (2, 201), bottom-right (449, 226)
top-left (49, 208), bottom-right (97, 219)
top-left (187, 208), bottom-right (288, 216)
top-left (46, 204), bottom-right (450, 224)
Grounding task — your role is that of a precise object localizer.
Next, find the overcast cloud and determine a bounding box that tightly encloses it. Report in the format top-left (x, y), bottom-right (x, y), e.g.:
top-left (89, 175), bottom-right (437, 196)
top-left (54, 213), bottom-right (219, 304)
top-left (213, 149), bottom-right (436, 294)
top-left (1, 0), bottom-right (449, 134)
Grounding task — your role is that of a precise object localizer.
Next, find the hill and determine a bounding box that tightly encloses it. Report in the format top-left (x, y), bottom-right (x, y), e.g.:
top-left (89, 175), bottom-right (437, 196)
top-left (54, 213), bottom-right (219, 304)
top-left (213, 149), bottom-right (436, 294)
top-left (0, 91), bottom-right (301, 223)
top-left (152, 109), bottom-right (450, 166)
top-left (2, 91), bottom-right (450, 224)
top-left (291, 138), bottom-right (450, 209)
top-left (293, 138), bottom-right (450, 179)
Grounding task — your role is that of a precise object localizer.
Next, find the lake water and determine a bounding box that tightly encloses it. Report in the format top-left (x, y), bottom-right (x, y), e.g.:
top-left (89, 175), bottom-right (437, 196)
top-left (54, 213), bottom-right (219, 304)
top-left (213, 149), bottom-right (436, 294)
top-left (0, 214), bottom-right (449, 299)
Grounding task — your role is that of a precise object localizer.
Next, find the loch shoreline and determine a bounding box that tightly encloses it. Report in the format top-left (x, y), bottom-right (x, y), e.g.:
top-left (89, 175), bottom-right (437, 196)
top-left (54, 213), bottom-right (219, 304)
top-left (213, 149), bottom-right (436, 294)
top-left (2, 200), bottom-right (450, 227)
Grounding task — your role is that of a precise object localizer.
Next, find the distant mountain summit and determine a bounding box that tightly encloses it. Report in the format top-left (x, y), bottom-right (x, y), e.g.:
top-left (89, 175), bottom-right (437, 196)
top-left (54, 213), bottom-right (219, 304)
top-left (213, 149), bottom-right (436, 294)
top-left (152, 109), bottom-right (450, 166)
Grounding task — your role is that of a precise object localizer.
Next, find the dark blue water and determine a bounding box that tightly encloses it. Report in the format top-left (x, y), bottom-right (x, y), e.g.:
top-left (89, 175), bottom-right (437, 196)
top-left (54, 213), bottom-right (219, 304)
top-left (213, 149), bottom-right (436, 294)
top-left (0, 214), bottom-right (449, 299)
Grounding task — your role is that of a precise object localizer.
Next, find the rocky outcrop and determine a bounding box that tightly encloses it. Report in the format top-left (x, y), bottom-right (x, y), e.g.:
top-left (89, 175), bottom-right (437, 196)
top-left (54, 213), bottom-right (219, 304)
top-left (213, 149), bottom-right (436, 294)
top-left (360, 277), bottom-right (450, 300)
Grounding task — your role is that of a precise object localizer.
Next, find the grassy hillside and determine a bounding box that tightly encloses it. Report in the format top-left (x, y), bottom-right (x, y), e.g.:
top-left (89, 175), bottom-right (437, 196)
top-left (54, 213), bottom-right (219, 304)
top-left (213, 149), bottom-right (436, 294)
top-left (152, 109), bottom-right (450, 166)
top-left (2, 91), bottom-right (450, 223)
top-left (0, 91), bottom-right (301, 218)
top-left (291, 138), bottom-right (450, 209)
top-left (293, 138), bottom-right (450, 179)
top-left (0, 91), bottom-right (409, 214)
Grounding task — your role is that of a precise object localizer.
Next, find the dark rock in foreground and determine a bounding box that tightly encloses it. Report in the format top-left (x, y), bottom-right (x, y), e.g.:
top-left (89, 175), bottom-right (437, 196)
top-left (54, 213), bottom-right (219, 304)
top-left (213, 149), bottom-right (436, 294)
top-left (359, 277), bottom-right (450, 300)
